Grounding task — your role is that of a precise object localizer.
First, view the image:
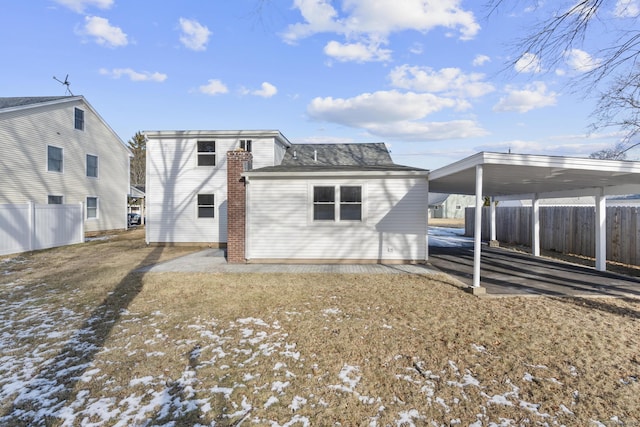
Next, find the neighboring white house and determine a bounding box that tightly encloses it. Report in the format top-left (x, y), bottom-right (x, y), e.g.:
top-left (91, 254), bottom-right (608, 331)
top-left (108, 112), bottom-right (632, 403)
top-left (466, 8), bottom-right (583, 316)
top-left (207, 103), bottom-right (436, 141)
top-left (428, 193), bottom-right (476, 219)
top-left (0, 96), bottom-right (131, 233)
top-left (144, 131), bottom-right (429, 263)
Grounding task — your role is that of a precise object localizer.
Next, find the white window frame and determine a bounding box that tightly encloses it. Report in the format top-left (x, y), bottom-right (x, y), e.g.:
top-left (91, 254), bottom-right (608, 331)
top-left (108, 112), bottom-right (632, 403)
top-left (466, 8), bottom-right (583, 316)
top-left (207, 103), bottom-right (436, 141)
top-left (47, 145), bottom-right (63, 173)
top-left (74, 107), bottom-right (85, 131)
top-left (86, 154), bottom-right (98, 178)
top-left (196, 193), bottom-right (215, 218)
top-left (86, 196), bottom-right (98, 220)
top-left (197, 140), bottom-right (216, 167)
top-left (309, 183), bottom-right (365, 224)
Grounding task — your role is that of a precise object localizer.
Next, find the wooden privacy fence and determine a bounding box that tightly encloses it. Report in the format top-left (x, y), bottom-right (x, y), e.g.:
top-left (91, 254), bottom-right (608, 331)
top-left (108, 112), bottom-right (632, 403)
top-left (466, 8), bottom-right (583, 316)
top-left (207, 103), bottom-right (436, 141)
top-left (0, 202), bottom-right (84, 256)
top-left (465, 206), bottom-right (640, 266)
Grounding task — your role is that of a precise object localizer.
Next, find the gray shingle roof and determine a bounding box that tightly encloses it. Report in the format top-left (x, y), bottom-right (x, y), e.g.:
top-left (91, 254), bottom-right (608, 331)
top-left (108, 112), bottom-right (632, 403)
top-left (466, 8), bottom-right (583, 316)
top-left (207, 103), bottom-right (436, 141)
top-left (282, 143), bottom-right (394, 166)
top-left (0, 96), bottom-right (71, 110)
top-left (250, 143), bottom-right (427, 173)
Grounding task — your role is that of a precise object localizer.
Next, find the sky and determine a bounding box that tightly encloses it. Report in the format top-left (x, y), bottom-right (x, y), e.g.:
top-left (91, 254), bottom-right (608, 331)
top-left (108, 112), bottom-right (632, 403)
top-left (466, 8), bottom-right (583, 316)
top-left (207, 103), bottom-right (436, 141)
top-left (1, 0), bottom-right (638, 170)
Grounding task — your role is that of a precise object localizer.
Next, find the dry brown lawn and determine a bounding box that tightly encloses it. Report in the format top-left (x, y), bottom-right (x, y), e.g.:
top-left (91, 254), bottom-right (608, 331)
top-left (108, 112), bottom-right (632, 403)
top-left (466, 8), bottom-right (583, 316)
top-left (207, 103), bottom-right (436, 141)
top-left (1, 228), bottom-right (639, 426)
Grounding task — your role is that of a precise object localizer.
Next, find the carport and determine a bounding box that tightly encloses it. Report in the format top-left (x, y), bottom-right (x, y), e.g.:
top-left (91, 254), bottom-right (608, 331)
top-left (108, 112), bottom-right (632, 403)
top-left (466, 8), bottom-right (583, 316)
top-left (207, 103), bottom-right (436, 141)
top-left (428, 152), bottom-right (640, 293)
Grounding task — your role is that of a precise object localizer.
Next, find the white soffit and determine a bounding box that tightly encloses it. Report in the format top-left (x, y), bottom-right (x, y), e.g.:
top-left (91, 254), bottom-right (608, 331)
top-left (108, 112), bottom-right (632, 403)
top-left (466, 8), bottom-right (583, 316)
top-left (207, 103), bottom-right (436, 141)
top-left (429, 152), bottom-right (640, 198)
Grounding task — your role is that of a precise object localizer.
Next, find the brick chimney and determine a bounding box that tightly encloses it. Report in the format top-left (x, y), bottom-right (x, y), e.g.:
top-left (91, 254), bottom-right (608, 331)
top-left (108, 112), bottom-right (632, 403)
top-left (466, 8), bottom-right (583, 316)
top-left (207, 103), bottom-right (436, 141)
top-left (227, 150), bottom-right (252, 263)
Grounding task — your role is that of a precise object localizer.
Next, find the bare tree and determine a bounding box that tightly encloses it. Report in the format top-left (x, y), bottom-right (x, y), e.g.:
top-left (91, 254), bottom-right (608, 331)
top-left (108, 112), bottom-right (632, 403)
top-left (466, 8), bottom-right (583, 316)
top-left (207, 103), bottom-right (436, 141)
top-left (488, 0), bottom-right (640, 157)
top-left (128, 131), bottom-right (146, 187)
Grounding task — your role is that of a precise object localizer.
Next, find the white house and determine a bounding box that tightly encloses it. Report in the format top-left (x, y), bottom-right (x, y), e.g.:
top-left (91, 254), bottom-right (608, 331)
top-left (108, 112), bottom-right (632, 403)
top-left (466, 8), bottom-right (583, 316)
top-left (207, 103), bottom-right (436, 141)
top-left (428, 193), bottom-right (476, 219)
top-left (144, 131), bottom-right (429, 263)
top-left (0, 96), bottom-right (131, 233)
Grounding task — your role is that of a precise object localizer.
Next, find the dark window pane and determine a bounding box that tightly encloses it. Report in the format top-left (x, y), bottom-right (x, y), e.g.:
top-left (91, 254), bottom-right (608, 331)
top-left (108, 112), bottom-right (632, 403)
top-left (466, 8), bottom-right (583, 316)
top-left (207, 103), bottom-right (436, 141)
top-left (198, 141), bottom-right (216, 152)
top-left (198, 207), bottom-right (215, 218)
top-left (87, 197), bottom-right (97, 218)
top-left (87, 155), bottom-right (98, 177)
top-left (341, 186), bottom-right (361, 202)
top-left (198, 154), bottom-right (216, 166)
top-left (314, 186), bottom-right (335, 203)
top-left (48, 195), bottom-right (63, 204)
top-left (340, 204), bottom-right (361, 221)
top-left (48, 146), bottom-right (62, 172)
top-left (75, 108), bottom-right (84, 130)
top-left (198, 194), bottom-right (215, 205)
top-left (314, 204), bottom-right (335, 220)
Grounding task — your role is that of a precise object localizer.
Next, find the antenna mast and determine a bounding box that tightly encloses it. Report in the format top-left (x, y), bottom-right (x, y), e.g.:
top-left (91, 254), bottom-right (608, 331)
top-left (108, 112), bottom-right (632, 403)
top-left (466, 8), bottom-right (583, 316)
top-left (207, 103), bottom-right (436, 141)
top-left (53, 74), bottom-right (74, 96)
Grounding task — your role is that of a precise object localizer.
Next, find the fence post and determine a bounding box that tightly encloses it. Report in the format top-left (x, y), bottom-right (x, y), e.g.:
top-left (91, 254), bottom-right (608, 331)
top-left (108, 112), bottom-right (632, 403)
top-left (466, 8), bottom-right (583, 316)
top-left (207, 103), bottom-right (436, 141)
top-left (28, 201), bottom-right (35, 252)
top-left (79, 201), bottom-right (85, 243)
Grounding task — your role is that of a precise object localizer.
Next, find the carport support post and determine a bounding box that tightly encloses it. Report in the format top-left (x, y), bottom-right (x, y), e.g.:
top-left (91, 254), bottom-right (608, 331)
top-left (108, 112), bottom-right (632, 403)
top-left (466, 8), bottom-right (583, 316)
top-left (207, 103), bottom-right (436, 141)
top-left (472, 165), bottom-right (484, 292)
top-left (595, 190), bottom-right (607, 271)
top-left (531, 194), bottom-right (540, 257)
top-left (489, 197), bottom-right (496, 242)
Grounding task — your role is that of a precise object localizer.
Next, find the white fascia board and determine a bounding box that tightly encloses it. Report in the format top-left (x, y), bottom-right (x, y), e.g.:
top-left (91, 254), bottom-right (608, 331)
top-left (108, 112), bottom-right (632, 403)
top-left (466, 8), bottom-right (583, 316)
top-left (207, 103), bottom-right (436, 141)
top-left (143, 129), bottom-right (292, 147)
top-left (429, 152), bottom-right (485, 180)
top-left (243, 170), bottom-right (430, 179)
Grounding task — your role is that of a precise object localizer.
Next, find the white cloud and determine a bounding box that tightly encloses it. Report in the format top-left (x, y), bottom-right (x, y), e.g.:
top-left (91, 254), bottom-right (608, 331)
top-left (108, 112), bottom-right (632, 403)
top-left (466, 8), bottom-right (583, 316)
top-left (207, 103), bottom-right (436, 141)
top-left (80, 16), bottom-right (128, 48)
top-left (99, 68), bottom-right (167, 82)
top-left (308, 90), bottom-right (458, 126)
top-left (388, 65), bottom-right (495, 98)
top-left (307, 90), bottom-right (486, 140)
top-left (514, 52), bottom-right (542, 73)
top-left (493, 82), bottom-right (558, 113)
top-left (53, 0), bottom-right (113, 13)
top-left (324, 40), bottom-right (391, 62)
top-left (366, 120), bottom-right (488, 141)
top-left (179, 18), bottom-right (211, 51)
top-left (199, 79), bottom-right (228, 96)
top-left (614, 0), bottom-right (640, 17)
top-left (472, 54), bottom-right (491, 67)
top-left (250, 82), bottom-right (278, 98)
top-left (564, 48), bottom-right (601, 72)
top-left (282, 0), bottom-right (480, 62)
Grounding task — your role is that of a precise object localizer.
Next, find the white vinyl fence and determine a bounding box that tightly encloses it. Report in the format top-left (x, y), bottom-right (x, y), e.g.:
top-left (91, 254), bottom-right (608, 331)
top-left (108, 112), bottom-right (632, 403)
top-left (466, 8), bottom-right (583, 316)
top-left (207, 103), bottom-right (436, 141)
top-left (0, 202), bottom-right (84, 256)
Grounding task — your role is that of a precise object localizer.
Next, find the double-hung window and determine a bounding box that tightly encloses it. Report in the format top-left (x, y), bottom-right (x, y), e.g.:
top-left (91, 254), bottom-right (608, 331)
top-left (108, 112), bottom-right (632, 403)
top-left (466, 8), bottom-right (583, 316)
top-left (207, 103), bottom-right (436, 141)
top-left (340, 186), bottom-right (362, 221)
top-left (197, 194), bottom-right (215, 218)
top-left (86, 154), bottom-right (98, 178)
top-left (197, 141), bottom-right (216, 166)
top-left (48, 145), bottom-right (63, 172)
top-left (313, 185), bottom-right (362, 222)
top-left (74, 108), bottom-right (84, 131)
top-left (313, 186), bottom-right (335, 220)
top-left (86, 197), bottom-right (98, 219)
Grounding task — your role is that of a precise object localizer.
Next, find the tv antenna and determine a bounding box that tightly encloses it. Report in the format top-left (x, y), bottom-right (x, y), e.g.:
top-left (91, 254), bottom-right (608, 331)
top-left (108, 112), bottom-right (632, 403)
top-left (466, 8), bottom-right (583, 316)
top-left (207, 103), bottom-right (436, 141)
top-left (53, 74), bottom-right (74, 96)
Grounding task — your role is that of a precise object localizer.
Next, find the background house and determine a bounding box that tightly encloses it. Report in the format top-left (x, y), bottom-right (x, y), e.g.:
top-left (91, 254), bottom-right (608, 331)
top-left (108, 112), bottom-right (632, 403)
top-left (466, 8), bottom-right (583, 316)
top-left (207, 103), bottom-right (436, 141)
top-left (428, 193), bottom-right (476, 219)
top-left (145, 131), bottom-right (429, 263)
top-left (0, 96), bottom-right (131, 233)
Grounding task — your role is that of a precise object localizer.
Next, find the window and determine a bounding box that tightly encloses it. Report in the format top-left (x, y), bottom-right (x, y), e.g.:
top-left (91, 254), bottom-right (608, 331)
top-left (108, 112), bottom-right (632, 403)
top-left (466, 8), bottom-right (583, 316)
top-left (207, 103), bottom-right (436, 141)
top-left (48, 195), bottom-right (63, 204)
top-left (340, 186), bottom-right (362, 221)
top-left (313, 186), bottom-right (363, 222)
top-left (197, 141), bottom-right (216, 166)
top-left (48, 145), bottom-right (63, 172)
top-left (74, 108), bottom-right (84, 131)
top-left (86, 154), bottom-right (98, 178)
top-left (240, 139), bottom-right (252, 152)
top-left (197, 194), bottom-right (215, 218)
top-left (86, 197), bottom-right (98, 219)
top-left (313, 186), bottom-right (335, 220)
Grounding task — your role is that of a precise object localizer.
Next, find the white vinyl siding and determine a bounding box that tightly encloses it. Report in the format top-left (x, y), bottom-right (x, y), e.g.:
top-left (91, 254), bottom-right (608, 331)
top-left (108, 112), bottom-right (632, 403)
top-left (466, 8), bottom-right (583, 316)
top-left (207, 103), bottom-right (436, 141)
top-left (145, 133), bottom-right (285, 244)
top-left (246, 176), bottom-right (428, 261)
top-left (0, 98), bottom-right (130, 233)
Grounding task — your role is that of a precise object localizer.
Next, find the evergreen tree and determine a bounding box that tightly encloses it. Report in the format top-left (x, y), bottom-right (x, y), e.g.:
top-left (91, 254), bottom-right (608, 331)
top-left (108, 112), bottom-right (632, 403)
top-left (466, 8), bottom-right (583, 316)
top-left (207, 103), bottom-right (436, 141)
top-left (128, 131), bottom-right (146, 187)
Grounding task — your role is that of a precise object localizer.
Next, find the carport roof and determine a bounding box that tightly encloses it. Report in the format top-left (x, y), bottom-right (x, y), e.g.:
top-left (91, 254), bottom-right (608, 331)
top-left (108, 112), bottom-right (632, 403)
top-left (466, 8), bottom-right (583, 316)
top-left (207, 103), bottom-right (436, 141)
top-left (428, 152), bottom-right (640, 198)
